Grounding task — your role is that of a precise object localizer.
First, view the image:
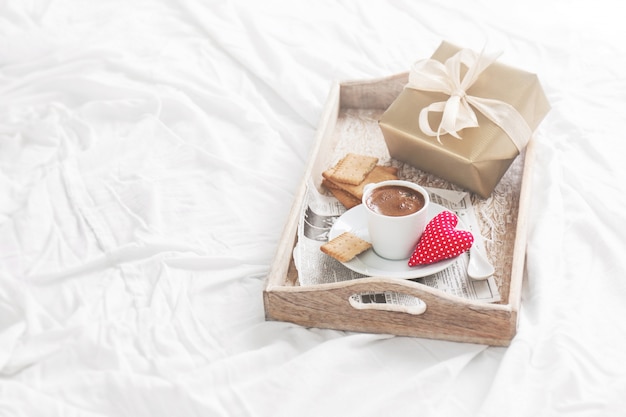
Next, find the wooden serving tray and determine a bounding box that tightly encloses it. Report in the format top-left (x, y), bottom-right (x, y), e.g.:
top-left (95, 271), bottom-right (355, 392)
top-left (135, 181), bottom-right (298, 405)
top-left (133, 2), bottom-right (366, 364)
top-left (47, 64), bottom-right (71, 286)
top-left (263, 73), bottom-right (533, 346)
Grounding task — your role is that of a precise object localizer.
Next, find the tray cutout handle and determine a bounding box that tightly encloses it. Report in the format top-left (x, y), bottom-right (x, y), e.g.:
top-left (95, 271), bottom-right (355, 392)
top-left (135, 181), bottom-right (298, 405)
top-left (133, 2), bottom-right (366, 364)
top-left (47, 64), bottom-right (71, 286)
top-left (348, 292), bottom-right (427, 315)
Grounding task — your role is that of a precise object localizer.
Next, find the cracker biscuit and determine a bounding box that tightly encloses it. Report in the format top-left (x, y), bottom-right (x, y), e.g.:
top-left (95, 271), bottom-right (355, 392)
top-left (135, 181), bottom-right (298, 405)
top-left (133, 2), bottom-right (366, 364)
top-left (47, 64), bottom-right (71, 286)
top-left (322, 179), bottom-right (362, 209)
top-left (324, 165), bottom-right (399, 200)
top-left (320, 232), bottom-right (372, 263)
top-left (329, 153), bottom-right (378, 185)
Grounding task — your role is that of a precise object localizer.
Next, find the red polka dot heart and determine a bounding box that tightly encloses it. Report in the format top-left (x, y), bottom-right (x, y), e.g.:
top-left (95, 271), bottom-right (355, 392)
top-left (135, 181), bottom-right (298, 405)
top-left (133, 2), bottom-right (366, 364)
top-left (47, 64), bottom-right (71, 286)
top-left (408, 210), bottom-right (474, 266)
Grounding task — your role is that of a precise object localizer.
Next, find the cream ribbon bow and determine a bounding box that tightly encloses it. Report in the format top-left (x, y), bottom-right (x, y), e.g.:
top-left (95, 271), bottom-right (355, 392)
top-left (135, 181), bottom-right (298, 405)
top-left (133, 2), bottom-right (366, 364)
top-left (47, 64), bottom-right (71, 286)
top-left (406, 48), bottom-right (532, 151)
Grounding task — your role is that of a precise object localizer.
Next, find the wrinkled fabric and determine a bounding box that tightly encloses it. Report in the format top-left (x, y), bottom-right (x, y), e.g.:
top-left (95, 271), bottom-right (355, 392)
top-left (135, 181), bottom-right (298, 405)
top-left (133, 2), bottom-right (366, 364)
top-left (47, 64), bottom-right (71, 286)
top-left (1, 0), bottom-right (626, 416)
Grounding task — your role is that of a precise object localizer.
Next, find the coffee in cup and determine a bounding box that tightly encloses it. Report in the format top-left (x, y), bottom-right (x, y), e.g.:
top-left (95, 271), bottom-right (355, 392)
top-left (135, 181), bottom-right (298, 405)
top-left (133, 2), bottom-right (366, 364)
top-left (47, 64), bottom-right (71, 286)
top-left (364, 184), bottom-right (426, 217)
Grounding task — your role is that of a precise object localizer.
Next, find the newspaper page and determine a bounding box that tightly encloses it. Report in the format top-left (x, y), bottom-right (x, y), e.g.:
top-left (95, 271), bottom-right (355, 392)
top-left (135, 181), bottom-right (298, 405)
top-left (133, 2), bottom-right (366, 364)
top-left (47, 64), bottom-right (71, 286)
top-left (292, 181), bottom-right (500, 309)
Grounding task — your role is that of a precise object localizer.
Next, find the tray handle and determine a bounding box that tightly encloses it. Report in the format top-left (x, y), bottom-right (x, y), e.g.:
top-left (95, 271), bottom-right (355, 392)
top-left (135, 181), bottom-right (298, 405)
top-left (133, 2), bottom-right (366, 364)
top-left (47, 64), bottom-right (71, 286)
top-left (348, 293), bottom-right (427, 315)
top-left (320, 276), bottom-right (507, 316)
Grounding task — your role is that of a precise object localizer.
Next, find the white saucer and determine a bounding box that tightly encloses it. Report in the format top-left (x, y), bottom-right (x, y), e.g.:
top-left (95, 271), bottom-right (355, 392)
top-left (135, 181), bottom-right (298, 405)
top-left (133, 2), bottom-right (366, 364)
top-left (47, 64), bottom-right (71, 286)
top-left (328, 203), bottom-right (463, 279)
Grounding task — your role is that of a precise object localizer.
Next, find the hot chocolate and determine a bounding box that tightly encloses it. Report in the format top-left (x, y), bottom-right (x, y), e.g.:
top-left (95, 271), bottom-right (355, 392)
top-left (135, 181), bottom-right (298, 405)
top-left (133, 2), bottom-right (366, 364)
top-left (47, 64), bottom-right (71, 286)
top-left (364, 185), bottom-right (425, 217)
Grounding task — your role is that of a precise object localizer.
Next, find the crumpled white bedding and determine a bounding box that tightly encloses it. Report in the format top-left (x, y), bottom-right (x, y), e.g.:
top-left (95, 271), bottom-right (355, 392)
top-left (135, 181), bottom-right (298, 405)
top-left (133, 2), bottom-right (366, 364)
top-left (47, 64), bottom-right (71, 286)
top-left (2, 0), bottom-right (626, 416)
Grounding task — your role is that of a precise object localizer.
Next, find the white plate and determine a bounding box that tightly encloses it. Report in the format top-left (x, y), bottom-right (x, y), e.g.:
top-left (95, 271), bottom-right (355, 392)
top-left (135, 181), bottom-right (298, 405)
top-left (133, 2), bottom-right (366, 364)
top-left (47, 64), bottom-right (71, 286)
top-left (328, 203), bottom-right (464, 279)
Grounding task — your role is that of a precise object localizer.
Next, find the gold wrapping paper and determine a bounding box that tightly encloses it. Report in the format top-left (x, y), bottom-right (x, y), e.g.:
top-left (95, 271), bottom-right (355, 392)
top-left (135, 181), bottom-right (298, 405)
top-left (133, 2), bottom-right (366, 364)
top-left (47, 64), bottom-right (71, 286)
top-left (379, 41), bottom-right (550, 197)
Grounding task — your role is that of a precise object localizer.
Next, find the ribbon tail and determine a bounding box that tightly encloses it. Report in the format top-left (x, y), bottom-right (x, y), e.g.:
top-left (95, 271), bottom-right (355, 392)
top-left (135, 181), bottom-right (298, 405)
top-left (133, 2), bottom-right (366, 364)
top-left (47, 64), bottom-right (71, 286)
top-left (419, 102), bottom-right (446, 142)
top-left (468, 96), bottom-right (533, 151)
top-left (441, 97), bottom-right (479, 136)
top-left (419, 98), bottom-right (476, 142)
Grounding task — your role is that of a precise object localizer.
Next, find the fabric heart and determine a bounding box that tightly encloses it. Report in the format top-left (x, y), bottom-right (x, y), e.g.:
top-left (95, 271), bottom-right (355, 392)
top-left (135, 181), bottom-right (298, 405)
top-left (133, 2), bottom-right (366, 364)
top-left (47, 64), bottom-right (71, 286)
top-left (408, 210), bottom-right (474, 266)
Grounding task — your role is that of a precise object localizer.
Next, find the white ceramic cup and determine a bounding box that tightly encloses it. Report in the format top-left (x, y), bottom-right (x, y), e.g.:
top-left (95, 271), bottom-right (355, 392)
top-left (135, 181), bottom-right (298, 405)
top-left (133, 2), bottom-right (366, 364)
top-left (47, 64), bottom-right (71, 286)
top-left (362, 180), bottom-right (430, 260)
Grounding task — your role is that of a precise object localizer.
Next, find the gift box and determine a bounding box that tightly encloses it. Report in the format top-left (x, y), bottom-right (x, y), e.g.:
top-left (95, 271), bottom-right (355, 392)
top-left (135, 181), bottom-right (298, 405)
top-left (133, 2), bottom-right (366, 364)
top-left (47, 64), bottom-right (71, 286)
top-left (379, 41), bottom-right (550, 198)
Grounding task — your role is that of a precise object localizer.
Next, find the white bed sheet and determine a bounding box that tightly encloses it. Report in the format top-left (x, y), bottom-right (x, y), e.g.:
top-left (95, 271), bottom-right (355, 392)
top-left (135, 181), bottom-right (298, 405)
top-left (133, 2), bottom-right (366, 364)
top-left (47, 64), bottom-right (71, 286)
top-left (1, 0), bottom-right (626, 416)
